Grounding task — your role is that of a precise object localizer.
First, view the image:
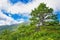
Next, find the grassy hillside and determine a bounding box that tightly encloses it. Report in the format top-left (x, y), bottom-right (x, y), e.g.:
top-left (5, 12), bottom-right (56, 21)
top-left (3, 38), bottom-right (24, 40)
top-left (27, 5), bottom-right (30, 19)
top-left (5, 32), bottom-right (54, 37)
top-left (0, 25), bottom-right (60, 40)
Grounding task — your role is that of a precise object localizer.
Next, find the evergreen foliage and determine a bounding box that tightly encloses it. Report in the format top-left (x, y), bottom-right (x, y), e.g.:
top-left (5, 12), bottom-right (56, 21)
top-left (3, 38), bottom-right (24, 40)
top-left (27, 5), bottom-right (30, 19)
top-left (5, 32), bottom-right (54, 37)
top-left (30, 3), bottom-right (59, 26)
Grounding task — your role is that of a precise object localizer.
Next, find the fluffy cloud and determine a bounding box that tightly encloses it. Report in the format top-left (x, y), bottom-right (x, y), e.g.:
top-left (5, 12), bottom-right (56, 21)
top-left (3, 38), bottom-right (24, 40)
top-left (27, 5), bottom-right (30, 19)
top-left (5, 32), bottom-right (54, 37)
top-left (0, 10), bottom-right (24, 26)
top-left (0, 0), bottom-right (46, 13)
top-left (0, 0), bottom-right (60, 14)
top-left (46, 0), bottom-right (60, 11)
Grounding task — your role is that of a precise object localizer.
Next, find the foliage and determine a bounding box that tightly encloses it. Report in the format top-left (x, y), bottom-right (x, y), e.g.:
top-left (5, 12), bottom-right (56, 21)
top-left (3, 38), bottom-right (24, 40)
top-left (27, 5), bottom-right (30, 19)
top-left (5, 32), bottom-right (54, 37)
top-left (30, 3), bottom-right (59, 27)
top-left (0, 25), bottom-right (60, 40)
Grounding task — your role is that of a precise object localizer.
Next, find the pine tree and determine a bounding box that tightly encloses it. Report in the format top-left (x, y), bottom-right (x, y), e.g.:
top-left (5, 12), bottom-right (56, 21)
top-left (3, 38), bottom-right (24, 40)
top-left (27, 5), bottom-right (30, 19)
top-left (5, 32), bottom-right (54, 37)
top-left (30, 3), bottom-right (53, 27)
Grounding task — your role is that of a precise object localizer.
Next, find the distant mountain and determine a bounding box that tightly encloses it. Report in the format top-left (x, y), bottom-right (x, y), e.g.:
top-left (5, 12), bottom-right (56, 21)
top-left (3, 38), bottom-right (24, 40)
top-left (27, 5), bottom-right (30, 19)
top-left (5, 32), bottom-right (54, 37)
top-left (0, 24), bottom-right (18, 31)
top-left (0, 21), bottom-right (29, 31)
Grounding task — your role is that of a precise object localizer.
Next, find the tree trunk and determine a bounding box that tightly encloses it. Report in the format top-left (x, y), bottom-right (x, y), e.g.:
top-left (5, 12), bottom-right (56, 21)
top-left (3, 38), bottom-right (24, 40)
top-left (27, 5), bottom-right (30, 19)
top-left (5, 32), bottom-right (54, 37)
top-left (36, 16), bottom-right (44, 31)
top-left (35, 14), bottom-right (45, 31)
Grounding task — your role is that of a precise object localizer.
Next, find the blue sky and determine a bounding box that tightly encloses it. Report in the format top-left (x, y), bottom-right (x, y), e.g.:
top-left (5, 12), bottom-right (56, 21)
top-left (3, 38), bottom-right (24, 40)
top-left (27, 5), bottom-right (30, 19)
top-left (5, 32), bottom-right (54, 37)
top-left (0, 0), bottom-right (60, 25)
top-left (9, 0), bottom-right (32, 4)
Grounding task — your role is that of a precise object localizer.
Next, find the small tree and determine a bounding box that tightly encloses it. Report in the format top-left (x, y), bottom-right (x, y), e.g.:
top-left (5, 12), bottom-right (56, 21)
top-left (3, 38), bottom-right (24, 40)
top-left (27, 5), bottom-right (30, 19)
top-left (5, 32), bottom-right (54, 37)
top-left (30, 3), bottom-right (53, 27)
top-left (30, 3), bottom-right (56, 28)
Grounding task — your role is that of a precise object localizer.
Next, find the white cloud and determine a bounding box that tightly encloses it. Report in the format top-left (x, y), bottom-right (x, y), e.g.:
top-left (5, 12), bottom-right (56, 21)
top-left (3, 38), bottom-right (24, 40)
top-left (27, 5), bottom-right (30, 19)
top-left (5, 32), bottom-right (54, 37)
top-left (0, 0), bottom-right (60, 14)
top-left (0, 10), bottom-right (19, 26)
top-left (46, 0), bottom-right (60, 11)
top-left (7, 0), bottom-right (44, 13)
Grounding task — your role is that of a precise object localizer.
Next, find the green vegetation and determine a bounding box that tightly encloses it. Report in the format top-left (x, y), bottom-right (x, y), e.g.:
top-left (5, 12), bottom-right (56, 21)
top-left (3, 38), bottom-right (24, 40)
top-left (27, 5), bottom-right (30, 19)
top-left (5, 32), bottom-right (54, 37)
top-left (0, 3), bottom-right (60, 40)
top-left (0, 25), bottom-right (60, 40)
top-left (30, 3), bottom-right (53, 26)
top-left (30, 3), bottom-right (59, 29)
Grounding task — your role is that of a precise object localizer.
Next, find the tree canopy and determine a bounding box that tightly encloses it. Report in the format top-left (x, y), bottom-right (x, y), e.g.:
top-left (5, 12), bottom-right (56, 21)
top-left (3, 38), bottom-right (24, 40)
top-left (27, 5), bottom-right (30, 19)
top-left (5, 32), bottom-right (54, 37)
top-left (30, 3), bottom-right (59, 27)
